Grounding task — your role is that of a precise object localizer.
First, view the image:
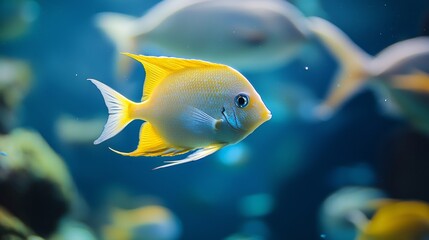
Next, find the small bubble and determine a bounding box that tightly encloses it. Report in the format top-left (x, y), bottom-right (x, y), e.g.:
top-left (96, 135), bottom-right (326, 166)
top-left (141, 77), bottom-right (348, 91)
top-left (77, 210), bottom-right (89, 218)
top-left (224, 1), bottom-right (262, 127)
top-left (384, 3), bottom-right (387, 7)
top-left (384, 99), bottom-right (387, 102)
top-left (320, 233), bottom-right (327, 238)
top-left (305, 66), bottom-right (309, 70)
top-left (75, 73), bottom-right (78, 77)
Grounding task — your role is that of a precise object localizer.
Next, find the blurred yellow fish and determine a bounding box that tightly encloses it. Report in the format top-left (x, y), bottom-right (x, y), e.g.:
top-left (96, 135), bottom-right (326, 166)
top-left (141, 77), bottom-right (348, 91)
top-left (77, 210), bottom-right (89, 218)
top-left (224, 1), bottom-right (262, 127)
top-left (89, 53), bottom-right (271, 169)
top-left (356, 200), bottom-right (429, 240)
top-left (103, 205), bottom-right (180, 240)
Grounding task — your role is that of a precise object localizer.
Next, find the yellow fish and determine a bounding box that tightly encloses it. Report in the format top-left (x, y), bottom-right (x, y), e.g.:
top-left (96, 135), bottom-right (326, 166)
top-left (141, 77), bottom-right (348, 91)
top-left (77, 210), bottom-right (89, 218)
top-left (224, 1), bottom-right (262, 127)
top-left (103, 205), bottom-right (180, 240)
top-left (89, 53), bottom-right (271, 169)
top-left (356, 200), bottom-right (429, 240)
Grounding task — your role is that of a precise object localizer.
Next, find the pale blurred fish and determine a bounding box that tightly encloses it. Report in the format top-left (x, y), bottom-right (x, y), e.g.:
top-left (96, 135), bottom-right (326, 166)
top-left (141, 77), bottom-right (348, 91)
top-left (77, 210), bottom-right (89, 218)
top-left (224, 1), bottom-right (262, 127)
top-left (55, 114), bottom-right (104, 145)
top-left (309, 17), bottom-right (429, 134)
top-left (370, 38), bottom-right (429, 133)
top-left (319, 187), bottom-right (386, 240)
top-left (90, 54), bottom-right (271, 169)
top-left (95, 0), bottom-right (310, 75)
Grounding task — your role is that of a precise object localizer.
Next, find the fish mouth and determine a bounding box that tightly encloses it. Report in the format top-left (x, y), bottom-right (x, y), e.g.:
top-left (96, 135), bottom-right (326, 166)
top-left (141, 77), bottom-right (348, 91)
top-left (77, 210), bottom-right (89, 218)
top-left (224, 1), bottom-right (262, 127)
top-left (221, 107), bottom-right (240, 131)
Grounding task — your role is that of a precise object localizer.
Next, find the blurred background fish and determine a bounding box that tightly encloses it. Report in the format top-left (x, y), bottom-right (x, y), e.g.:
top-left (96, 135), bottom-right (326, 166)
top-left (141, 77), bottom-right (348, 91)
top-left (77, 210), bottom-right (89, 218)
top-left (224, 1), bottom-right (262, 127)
top-left (103, 204), bottom-right (181, 240)
top-left (95, 0), bottom-right (311, 76)
top-left (55, 114), bottom-right (104, 145)
top-left (356, 200), bottom-right (429, 240)
top-left (311, 17), bottom-right (429, 135)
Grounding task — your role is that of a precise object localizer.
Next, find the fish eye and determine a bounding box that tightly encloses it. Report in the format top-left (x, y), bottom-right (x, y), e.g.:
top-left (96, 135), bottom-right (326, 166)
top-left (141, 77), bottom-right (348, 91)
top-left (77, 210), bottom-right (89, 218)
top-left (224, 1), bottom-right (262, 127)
top-left (234, 94), bottom-right (249, 108)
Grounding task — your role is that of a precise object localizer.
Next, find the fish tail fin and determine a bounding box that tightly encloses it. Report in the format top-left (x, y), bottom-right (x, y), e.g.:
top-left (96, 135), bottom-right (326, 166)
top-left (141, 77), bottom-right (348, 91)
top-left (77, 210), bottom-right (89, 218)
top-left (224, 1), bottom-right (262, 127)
top-left (89, 79), bottom-right (137, 144)
top-left (95, 12), bottom-right (139, 77)
top-left (308, 17), bottom-right (372, 119)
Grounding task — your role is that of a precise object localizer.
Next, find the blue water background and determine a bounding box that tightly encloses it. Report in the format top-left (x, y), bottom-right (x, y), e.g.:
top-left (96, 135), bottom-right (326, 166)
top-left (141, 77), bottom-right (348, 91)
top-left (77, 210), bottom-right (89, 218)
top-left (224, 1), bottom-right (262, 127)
top-left (2, 0), bottom-right (429, 239)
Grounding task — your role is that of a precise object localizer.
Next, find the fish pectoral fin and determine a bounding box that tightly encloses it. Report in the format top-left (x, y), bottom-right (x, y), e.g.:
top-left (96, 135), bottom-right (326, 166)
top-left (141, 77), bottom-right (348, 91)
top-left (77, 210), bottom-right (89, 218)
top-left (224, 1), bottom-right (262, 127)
top-left (111, 122), bottom-right (189, 157)
top-left (185, 106), bottom-right (222, 131)
top-left (153, 144), bottom-right (224, 170)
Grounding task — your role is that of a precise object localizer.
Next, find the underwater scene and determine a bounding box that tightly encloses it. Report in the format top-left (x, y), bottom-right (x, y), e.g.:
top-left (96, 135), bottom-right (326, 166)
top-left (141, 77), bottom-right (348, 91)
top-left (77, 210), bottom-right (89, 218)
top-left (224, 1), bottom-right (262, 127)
top-left (1, 0), bottom-right (429, 239)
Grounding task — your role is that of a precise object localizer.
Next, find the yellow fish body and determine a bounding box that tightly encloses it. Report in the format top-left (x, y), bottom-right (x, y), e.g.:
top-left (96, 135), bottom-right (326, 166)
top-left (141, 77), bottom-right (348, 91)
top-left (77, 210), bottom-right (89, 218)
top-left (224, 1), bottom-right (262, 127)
top-left (357, 200), bottom-right (429, 240)
top-left (90, 54), bottom-right (271, 169)
top-left (103, 205), bottom-right (180, 240)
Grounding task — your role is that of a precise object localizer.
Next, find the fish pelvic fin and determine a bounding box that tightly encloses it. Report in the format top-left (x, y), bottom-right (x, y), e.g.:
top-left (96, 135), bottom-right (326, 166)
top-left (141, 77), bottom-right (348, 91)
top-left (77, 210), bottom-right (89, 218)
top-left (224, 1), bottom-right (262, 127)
top-left (309, 17), bottom-right (372, 119)
top-left (89, 79), bottom-right (137, 144)
top-left (95, 12), bottom-right (138, 78)
top-left (153, 144), bottom-right (224, 170)
top-left (110, 122), bottom-right (190, 157)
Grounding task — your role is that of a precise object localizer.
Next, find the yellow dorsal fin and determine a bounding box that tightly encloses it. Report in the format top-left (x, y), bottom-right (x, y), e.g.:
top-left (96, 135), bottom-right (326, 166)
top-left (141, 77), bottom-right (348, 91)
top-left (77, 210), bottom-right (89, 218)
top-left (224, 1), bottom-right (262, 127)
top-left (110, 122), bottom-right (190, 157)
top-left (122, 53), bottom-right (226, 101)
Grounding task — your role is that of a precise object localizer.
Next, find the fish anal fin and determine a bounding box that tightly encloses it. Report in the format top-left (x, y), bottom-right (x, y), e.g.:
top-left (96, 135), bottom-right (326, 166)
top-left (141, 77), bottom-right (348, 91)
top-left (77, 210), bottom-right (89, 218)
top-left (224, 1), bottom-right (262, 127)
top-left (153, 144), bottom-right (224, 170)
top-left (111, 122), bottom-right (189, 157)
top-left (121, 53), bottom-right (227, 101)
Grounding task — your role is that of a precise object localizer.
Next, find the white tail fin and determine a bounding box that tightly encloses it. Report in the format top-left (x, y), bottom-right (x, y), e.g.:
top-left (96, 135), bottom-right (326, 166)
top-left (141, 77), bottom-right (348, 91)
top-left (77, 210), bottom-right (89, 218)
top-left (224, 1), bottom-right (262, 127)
top-left (308, 17), bottom-right (372, 118)
top-left (89, 79), bottom-right (135, 144)
top-left (95, 12), bottom-right (138, 77)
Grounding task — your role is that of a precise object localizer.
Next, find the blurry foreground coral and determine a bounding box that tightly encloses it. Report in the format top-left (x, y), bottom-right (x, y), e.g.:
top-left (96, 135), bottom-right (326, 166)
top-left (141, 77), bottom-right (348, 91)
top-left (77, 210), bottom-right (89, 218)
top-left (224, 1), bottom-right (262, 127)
top-left (0, 129), bottom-right (75, 239)
top-left (0, 56), bottom-right (90, 239)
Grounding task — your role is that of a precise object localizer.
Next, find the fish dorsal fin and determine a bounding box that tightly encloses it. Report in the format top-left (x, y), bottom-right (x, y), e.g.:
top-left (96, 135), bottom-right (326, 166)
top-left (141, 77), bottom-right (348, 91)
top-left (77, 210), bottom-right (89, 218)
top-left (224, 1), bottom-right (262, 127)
top-left (110, 122), bottom-right (190, 157)
top-left (122, 53), bottom-right (226, 101)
